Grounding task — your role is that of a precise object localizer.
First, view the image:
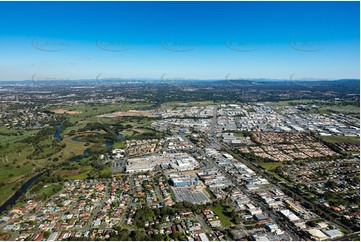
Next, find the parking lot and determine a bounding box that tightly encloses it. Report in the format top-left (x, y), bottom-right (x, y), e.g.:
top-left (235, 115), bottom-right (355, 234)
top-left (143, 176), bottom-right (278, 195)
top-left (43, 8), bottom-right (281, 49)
top-left (172, 187), bottom-right (211, 204)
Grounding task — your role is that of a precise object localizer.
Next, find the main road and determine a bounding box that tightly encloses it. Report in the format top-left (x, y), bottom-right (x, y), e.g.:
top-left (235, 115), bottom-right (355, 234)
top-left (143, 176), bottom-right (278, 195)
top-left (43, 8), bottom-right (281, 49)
top-left (210, 105), bottom-right (218, 136)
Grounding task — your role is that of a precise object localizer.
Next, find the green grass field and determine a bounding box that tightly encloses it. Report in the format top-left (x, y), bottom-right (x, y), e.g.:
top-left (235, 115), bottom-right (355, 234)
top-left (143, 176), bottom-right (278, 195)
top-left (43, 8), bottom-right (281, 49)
top-left (68, 169), bottom-right (92, 180)
top-left (0, 126), bottom-right (44, 205)
top-left (267, 99), bottom-right (316, 107)
top-left (267, 100), bottom-right (359, 113)
top-left (259, 162), bottom-right (282, 171)
top-left (211, 204), bottom-right (232, 227)
top-left (161, 100), bottom-right (214, 107)
top-left (33, 183), bottom-right (62, 197)
top-left (305, 105), bottom-right (359, 114)
top-left (53, 166), bottom-right (93, 180)
top-left (321, 135), bottom-right (360, 144)
top-left (234, 131), bottom-right (244, 137)
top-left (99, 167), bottom-right (112, 177)
top-left (124, 131), bottom-right (135, 137)
top-left (204, 187), bottom-right (216, 199)
top-left (113, 140), bottom-right (126, 149)
top-left (258, 162), bottom-right (287, 182)
top-left (53, 102), bottom-right (153, 118)
top-left (330, 105), bottom-right (359, 111)
top-left (0, 123), bottom-right (90, 205)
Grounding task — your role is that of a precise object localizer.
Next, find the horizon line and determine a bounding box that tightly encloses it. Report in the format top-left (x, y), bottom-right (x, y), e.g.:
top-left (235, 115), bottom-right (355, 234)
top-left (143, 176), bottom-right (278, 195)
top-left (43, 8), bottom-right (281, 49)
top-left (0, 78), bottom-right (359, 82)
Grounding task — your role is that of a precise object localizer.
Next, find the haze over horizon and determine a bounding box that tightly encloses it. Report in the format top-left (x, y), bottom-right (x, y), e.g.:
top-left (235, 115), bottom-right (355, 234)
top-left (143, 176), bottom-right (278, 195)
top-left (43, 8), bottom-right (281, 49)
top-left (0, 1), bottom-right (359, 81)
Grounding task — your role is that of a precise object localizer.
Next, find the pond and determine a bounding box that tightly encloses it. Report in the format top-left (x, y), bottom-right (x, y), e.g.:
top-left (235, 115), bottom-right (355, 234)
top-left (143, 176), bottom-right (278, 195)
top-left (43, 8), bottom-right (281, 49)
top-left (69, 149), bottom-right (91, 162)
top-left (117, 133), bottom-right (125, 140)
top-left (103, 141), bottom-right (114, 147)
top-left (72, 136), bottom-right (114, 147)
top-left (71, 136), bottom-right (87, 142)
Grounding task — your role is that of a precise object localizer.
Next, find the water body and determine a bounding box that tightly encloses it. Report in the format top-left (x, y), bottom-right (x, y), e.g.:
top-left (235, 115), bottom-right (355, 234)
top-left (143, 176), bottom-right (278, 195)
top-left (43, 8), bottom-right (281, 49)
top-left (117, 133), bottom-right (125, 140)
top-left (69, 149), bottom-right (91, 162)
top-left (103, 141), bottom-right (114, 147)
top-left (0, 172), bottom-right (44, 214)
top-left (69, 131), bottom-right (125, 162)
top-left (72, 136), bottom-right (114, 147)
top-left (71, 136), bottom-right (88, 142)
top-left (54, 124), bottom-right (62, 141)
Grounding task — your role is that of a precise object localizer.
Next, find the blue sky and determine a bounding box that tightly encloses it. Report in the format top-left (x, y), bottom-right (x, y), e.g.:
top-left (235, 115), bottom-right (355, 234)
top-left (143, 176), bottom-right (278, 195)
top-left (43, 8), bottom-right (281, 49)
top-left (0, 1), bottom-right (359, 81)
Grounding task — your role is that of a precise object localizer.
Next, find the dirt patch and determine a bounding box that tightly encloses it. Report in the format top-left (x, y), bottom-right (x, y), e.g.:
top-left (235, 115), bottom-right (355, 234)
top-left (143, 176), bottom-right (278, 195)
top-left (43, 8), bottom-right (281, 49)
top-left (97, 110), bottom-right (159, 117)
top-left (52, 109), bottom-right (81, 114)
top-left (132, 128), bottom-right (148, 133)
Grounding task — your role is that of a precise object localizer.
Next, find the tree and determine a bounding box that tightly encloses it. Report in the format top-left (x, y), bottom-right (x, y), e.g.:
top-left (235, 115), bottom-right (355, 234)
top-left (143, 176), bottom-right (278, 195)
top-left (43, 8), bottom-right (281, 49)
top-left (134, 206), bottom-right (156, 228)
top-left (170, 232), bottom-right (185, 241)
top-left (117, 229), bottom-right (131, 241)
top-left (306, 220), bottom-right (317, 227)
top-left (151, 233), bottom-right (168, 241)
top-left (43, 231), bottom-right (51, 239)
top-left (130, 230), bottom-right (146, 241)
top-left (325, 180), bottom-right (336, 189)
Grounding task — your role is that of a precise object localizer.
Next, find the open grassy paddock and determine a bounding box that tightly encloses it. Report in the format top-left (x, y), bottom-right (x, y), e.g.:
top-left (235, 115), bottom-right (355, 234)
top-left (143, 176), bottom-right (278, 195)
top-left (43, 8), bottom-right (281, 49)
top-left (259, 162), bottom-right (283, 171)
top-left (211, 204), bottom-right (232, 227)
top-left (321, 135), bottom-right (360, 144)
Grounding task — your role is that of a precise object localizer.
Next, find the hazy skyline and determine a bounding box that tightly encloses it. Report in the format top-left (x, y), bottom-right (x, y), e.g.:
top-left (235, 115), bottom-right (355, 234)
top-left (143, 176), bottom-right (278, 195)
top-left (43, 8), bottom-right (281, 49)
top-left (0, 1), bottom-right (359, 81)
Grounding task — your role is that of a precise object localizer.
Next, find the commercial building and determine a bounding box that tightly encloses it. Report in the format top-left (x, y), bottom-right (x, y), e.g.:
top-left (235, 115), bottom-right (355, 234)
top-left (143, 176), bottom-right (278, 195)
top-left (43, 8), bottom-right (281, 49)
top-left (199, 233), bottom-right (209, 241)
top-left (125, 157), bottom-right (156, 173)
top-left (170, 176), bottom-right (199, 187)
